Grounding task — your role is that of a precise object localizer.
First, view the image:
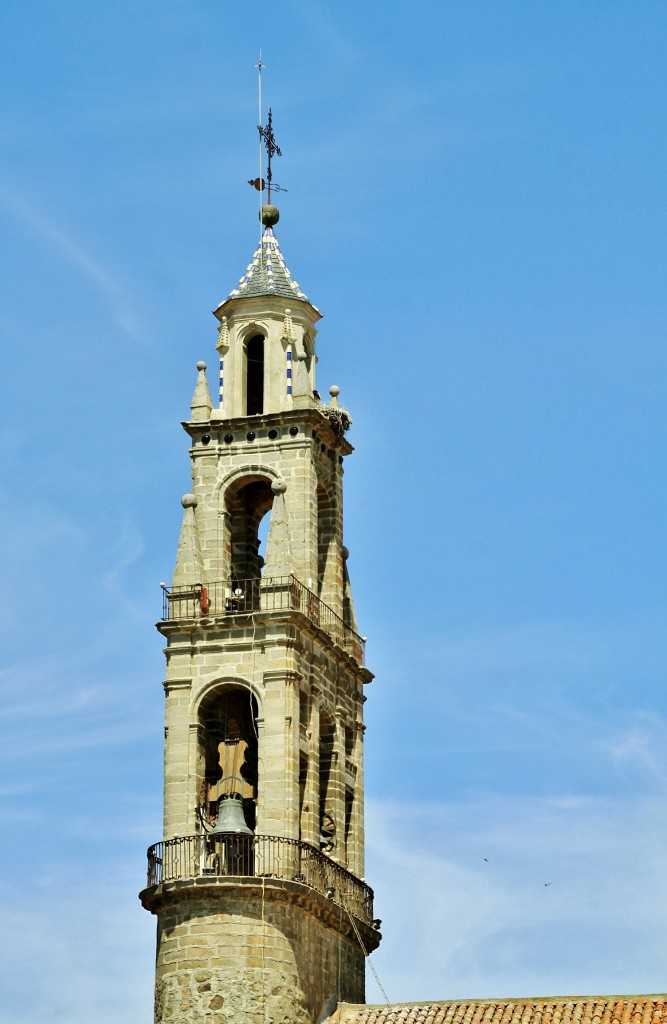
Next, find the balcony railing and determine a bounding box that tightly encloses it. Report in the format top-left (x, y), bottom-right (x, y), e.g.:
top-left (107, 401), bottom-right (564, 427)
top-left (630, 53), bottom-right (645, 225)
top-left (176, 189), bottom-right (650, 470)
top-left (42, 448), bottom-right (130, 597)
top-left (146, 833), bottom-right (374, 926)
top-left (161, 575), bottom-right (365, 662)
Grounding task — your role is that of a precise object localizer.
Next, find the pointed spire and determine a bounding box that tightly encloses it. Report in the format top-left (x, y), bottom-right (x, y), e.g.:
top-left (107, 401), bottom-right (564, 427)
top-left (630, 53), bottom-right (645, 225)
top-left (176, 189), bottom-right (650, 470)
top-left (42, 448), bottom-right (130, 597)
top-left (281, 307), bottom-right (295, 342)
top-left (216, 316), bottom-right (230, 354)
top-left (172, 494), bottom-right (204, 587)
top-left (262, 480), bottom-right (293, 578)
top-left (220, 227), bottom-right (315, 306)
top-left (190, 361), bottom-right (212, 422)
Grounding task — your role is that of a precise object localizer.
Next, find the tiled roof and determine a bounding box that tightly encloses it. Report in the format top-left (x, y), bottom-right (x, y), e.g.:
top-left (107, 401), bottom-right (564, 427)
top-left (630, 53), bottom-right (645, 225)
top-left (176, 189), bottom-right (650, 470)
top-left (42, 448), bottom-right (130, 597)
top-left (332, 997), bottom-right (667, 1024)
top-left (225, 227), bottom-right (311, 304)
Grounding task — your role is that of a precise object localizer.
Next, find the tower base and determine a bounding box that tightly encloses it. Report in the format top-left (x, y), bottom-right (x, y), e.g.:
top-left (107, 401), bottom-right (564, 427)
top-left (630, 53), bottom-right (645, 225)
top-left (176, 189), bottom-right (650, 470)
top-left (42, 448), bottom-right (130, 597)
top-left (140, 877), bottom-right (376, 1024)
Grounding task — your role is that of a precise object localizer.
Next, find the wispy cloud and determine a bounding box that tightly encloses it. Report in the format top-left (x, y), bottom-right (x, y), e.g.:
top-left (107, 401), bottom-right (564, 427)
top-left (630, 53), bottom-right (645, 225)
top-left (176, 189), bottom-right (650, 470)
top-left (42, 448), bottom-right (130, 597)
top-left (603, 716), bottom-right (667, 785)
top-left (380, 614), bottom-right (667, 755)
top-left (420, 619), bottom-right (608, 678)
top-left (0, 187), bottom-right (152, 348)
top-left (101, 516), bottom-right (147, 619)
top-left (0, 887), bottom-right (154, 1024)
top-left (366, 792), bottom-right (667, 1002)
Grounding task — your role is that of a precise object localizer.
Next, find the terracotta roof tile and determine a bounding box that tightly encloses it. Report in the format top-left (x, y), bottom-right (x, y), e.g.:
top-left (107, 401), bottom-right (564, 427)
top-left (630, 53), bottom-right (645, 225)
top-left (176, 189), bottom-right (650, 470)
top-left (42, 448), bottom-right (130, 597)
top-left (333, 998), bottom-right (667, 1024)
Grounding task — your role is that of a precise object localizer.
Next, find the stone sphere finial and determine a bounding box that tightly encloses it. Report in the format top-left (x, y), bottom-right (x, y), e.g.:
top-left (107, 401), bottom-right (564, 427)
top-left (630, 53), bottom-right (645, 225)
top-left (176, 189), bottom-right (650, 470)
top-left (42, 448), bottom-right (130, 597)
top-left (329, 385), bottom-right (340, 398)
top-left (342, 545), bottom-right (350, 560)
top-left (181, 493), bottom-right (197, 508)
top-left (260, 204), bottom-right (280, 226)
top-left (271, 479), bottom-right (287, 495)
top-left (196, 361), bottom-right (207, 371)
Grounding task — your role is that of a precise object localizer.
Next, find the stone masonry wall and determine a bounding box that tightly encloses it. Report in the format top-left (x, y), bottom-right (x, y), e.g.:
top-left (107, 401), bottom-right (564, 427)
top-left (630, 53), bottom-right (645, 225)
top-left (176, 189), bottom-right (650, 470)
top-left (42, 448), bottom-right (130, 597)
top-left (161, 616), bottom-right (369, 876)
top-left (146, 879), bottom-right (365, 1024)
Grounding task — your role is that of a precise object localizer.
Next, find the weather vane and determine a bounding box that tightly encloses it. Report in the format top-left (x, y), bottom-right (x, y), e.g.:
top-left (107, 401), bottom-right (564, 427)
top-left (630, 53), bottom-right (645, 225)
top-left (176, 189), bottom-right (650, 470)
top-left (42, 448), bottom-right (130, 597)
top-left (248, 56), bottom-right (287, 205)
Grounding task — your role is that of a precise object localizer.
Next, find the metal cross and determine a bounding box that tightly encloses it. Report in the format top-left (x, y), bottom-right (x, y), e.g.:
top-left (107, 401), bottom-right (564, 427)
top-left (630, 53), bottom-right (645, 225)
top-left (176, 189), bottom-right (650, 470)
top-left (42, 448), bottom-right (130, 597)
top-left (258, 108), bottom-right (282, 203)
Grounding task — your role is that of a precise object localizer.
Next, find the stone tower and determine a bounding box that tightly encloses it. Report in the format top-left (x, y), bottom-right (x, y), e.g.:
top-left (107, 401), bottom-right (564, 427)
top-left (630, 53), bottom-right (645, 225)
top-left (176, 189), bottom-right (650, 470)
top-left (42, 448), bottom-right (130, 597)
top-left (140, 206), bottom-right (380, 1024)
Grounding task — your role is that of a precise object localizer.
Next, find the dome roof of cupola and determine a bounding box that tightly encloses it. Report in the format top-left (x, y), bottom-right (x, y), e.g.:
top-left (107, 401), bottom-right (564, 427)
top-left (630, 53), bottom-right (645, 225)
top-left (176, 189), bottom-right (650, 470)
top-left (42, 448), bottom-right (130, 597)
top-left (224, 226), bottom-right (315, 306)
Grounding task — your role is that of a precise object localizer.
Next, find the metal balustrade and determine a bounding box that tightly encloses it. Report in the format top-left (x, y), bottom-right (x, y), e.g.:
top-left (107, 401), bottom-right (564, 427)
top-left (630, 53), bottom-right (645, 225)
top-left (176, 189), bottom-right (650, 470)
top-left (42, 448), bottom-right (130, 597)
top-left (160, 575), bottom-right (365, 662)
top-left (146, 833), bottom-right (374, 926)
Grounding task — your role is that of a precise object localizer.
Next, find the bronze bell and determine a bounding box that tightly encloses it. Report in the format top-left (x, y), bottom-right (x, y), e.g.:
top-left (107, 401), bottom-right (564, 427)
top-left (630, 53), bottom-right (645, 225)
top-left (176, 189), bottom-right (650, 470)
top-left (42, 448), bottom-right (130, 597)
top-left (210, 794), bottom-right (253, 836)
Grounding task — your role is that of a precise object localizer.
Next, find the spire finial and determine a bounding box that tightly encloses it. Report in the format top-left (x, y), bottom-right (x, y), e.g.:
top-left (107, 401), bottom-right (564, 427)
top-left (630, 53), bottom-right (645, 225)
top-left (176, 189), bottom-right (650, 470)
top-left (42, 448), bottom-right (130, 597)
top-left (259, 107), bottom-right (281, 205)
top-left (247, 57), bottom-right (286, 231)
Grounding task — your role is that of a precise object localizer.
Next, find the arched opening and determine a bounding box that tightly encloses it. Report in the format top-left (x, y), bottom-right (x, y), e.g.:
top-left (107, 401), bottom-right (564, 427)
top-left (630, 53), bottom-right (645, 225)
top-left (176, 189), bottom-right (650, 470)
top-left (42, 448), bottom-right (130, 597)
top-left (198, 686), bottom-right (259, 834)
top-left (226, 477), bottom-right (274, 603)
top-left (246, 334), bottom-right (264, 415)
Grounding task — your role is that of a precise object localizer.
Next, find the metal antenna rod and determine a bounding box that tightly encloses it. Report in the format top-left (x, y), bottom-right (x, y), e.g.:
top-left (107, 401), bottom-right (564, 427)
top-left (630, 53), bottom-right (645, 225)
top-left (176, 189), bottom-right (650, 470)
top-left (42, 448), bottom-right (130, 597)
top-left (255, 54), bottom-right (265, 261)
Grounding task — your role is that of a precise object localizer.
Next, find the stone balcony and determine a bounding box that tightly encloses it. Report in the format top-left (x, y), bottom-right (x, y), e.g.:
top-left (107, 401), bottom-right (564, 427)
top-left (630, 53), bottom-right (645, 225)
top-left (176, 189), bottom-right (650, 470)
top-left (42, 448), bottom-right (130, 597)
top-left (160, 574), bottom-right (366, 664)
top-left (144, 833), bottom-right (376, 929)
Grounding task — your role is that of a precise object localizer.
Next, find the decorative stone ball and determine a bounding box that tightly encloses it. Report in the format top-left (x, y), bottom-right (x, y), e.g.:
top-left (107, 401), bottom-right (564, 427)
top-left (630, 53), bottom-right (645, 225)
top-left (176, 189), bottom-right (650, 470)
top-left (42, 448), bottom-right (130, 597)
top-left (196, 361), bottom-right (207, 371)
top-left (271, 479), bottom-right (287, 495)
top-left (329, 385), bottom-right (340, 397)
top-left (181, 493), bottom-right (197, 508)
top-left (260, 204), bottom-right (280, 226)
top-left (342, 546), bottom-right (350, 560)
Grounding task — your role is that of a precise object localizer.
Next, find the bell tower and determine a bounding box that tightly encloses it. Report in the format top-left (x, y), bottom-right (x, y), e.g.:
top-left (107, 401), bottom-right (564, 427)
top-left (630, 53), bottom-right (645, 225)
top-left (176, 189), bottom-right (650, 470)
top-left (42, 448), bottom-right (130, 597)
top-left (140, 184), bottom-right (380, 1022)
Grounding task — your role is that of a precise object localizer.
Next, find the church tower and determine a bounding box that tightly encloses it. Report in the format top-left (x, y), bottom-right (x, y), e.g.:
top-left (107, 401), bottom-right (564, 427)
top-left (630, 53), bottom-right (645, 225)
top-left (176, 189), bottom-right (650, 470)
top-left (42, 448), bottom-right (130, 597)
top-left (139, 179), bottom-right (380, 1021)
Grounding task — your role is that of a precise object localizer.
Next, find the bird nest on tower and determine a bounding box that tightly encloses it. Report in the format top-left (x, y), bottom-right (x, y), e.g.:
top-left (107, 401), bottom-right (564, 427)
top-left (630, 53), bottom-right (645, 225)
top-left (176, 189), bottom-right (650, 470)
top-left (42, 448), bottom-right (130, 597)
top-left (321, 405), bottom-right (352, 436)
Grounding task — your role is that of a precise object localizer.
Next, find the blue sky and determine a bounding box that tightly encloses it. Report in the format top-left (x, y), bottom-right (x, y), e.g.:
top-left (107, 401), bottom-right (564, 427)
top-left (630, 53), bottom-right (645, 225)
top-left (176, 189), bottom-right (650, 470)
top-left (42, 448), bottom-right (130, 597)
top-left (1, 2), bottom-right (666, 1020)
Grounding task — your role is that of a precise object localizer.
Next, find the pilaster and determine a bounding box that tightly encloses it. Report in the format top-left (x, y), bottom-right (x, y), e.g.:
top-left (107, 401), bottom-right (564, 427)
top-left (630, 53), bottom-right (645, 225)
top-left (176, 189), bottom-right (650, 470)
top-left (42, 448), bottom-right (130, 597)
top-left (302, 685), bottom-right (321, 847)
top-left (163, 677), bottom-right (192, 838)
top-left (260, 669), bottom-right (301, 839)
top-left (332, 704), bottom-right (347, 868)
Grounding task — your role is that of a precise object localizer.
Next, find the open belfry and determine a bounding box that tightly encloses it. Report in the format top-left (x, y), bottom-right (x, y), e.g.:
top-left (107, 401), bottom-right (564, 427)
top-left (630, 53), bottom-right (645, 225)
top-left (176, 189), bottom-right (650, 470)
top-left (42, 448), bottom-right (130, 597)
top-left (139, 105), bottom-right (379, 1024)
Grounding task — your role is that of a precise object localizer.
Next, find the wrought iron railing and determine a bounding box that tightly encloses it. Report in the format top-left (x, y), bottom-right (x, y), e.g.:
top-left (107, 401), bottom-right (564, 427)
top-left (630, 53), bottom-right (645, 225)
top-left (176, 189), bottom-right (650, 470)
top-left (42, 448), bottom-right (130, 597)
top-left (161, 575), bottom-right (365, 662)
top-left (146, 833), bottom-right (374, 926)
